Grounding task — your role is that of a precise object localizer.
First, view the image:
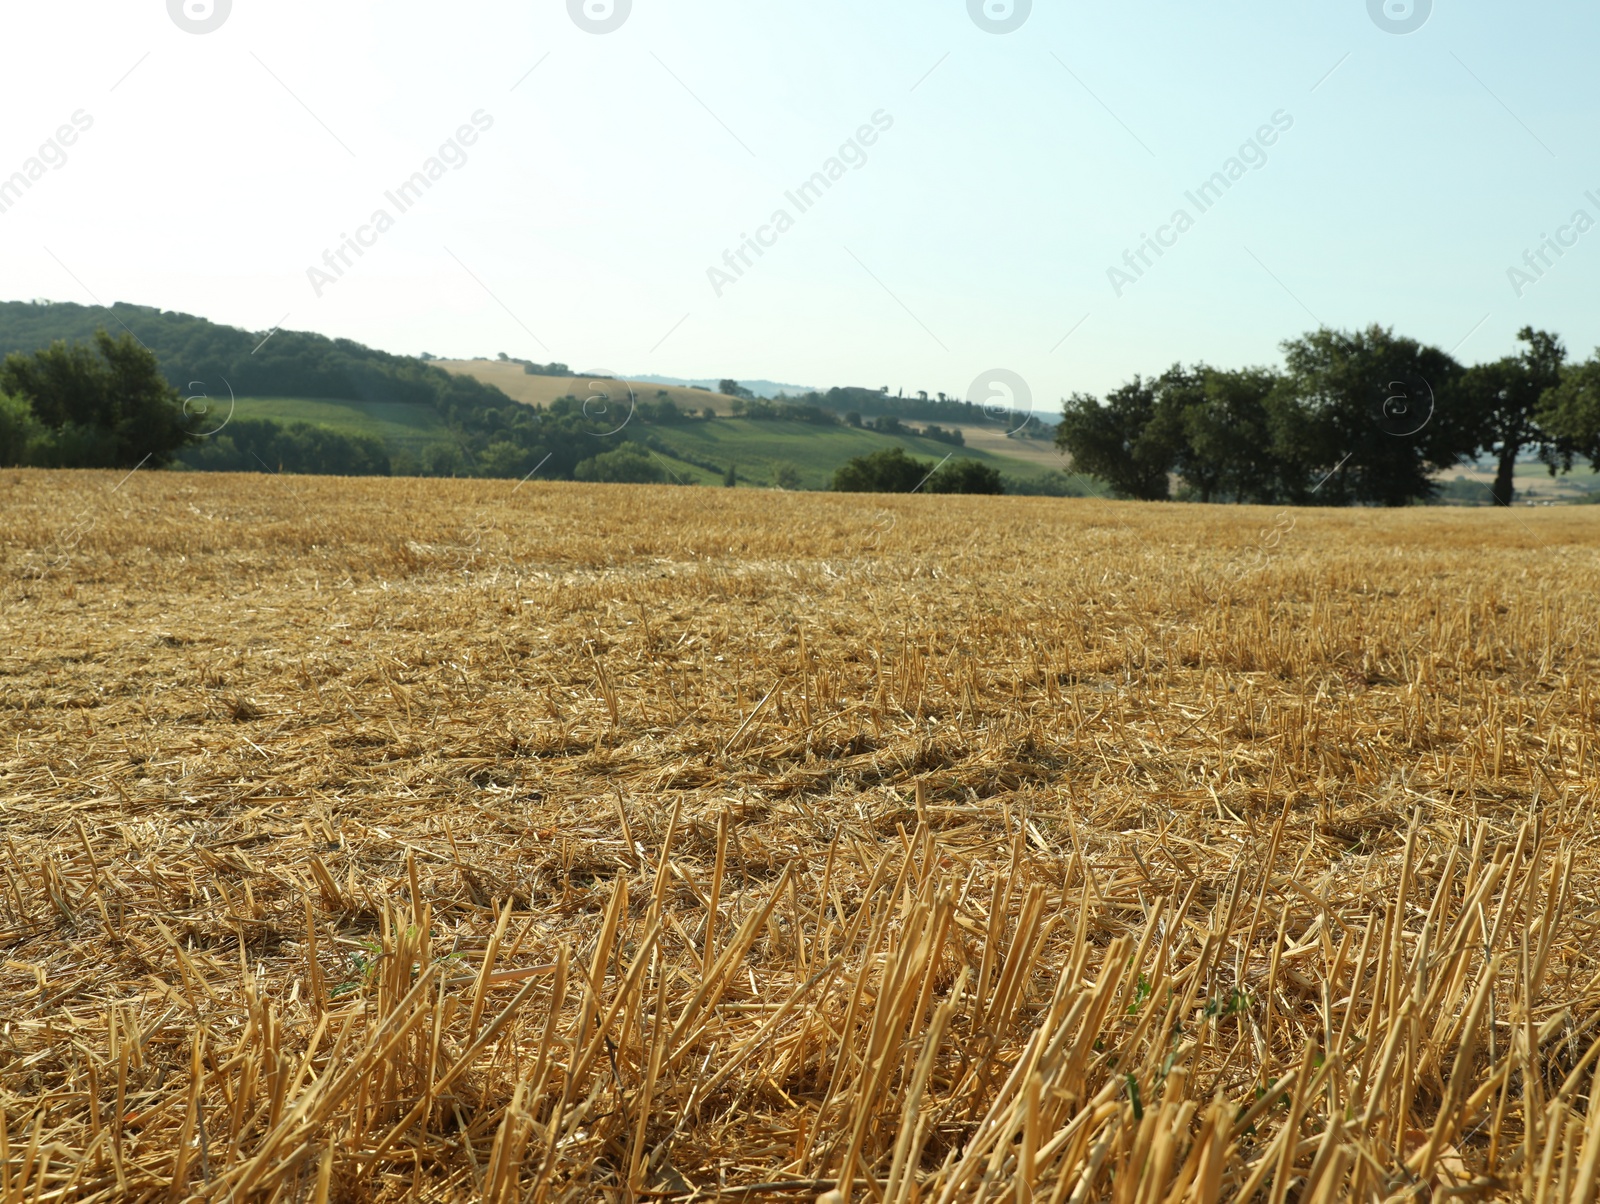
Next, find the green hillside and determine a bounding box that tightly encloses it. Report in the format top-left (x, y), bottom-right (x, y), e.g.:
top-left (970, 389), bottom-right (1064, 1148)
top-left (0, 301), bottom-right (655, 481)
top-left (226, 398), bottom-right (451, 454)
top-left (641, 418), bottom-right (1050, 490)
top-left (0, 300), bottom-right (1082, 490)
top-left (217, 396), bottom-right (1061, 489)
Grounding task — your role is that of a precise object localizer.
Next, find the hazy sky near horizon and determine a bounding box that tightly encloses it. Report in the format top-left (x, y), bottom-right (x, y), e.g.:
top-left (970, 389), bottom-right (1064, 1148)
top-left (1, 1), bottom-right (1597, 416)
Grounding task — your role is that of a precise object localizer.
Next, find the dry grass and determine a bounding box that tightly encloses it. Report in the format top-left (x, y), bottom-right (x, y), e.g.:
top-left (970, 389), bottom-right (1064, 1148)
top-left (433, 364), bottom-right (743, 416)
top-left (2, 468), bottom-right (1598, 1203)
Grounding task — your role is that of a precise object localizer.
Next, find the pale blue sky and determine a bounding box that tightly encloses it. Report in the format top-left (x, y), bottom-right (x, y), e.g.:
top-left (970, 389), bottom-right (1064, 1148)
top-left (1, 0), bottom-right (1595, 415)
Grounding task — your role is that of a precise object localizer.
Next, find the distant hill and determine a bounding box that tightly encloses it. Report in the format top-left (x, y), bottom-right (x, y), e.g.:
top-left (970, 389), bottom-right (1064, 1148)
top-left (0, 300), bottom-right (651, 479)
top-left (0, 300), bottom-right (1078, 490)
top-left (623, 375), bottom-right (818, 400)
top-left (438, 361), bottom-right (1073, 491)
top-left (0, 300), bottom-right (511, 412)
top-left (437, 361), bottom-right (752, 417)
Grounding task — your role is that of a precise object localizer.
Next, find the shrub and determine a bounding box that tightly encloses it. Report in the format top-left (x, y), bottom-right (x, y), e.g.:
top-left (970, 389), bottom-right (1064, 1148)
top-left (0, 330), bottom-right (193, 468)
top-left (771, 462), bottom-right (803, 490)
top-left (179, 418), bottom-right (391, 476)
top-left (924, 458), bottom-right (1003, 494)
top-left (0, 393), bottom-right (46, 466)
top-left (831, 447), bottom-right (930, 493)
top-left (574, 443), bottom-right (668, 484)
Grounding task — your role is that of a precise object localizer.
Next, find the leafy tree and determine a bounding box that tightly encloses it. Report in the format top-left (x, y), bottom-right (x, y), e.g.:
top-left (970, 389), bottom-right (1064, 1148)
top-left (1452, 328), bottom-right (1567, 505)
top-left (925, 458), bottom-right (1003, 494)
top-left (1277, 326), bottom-right (1469, 506)
top-left (180, 418), bottom-right (390, 475)
top-left (1537, 351), bottom-right (1600, 470)
top-left (477, 439), bottom-right (539, 479)
top-left (832, 448), bottom-right (1004, 494)
top-left (1168, 366), bottom-right (1288, 504)
top-left (771, 463), bottom-right (802, 490)
top-left (1055, 377), bottom-right (1179, 500)
top-left (423, 443), bottom-right (468, 477)
top-left (831, 447), bottom-right (929, 493)
top-left (575, 443), bottom-right (667, 484)
top-left (0, 330), bottom-right (194, 467)
top-left (0, 301), bottom-right (601, 480)
top-left (0, 393), bottom-right (45, 466)
top-left (719, 379), bottom-right (754, 400)
top-left (920, 423), bottom-right (965, 447)
top-left (1001, 471), bottom-right (1098, 497)
top-left (723, 462), bottom-right (738, 487)
top-left (639, 395), bottom-right (687, 424)
top-left (737, 400), bottom-right (838, 425)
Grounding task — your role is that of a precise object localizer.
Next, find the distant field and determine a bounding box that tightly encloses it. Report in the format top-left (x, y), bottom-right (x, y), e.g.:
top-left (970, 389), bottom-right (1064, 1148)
top-left (641, 417), bottom-right (1049, 489)
top-left (436, 361), bottom-right (747, 415)
top-left (953, 422), bottom-right (1066, 470)
top-left (228, 396), bottom-right (451, 453)
top-left (1438, 458), bottom-right (1600, 503)
top-left (436, 361), bottom-right (1063, 487)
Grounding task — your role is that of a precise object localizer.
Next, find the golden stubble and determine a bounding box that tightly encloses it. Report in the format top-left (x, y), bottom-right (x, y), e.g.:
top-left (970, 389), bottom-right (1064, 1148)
top-left (0, 469), bottom-right (1597, 1202)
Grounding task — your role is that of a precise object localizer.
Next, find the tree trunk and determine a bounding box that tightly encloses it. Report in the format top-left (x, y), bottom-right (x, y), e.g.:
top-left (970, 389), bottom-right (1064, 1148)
top-left (1491, 446), bottom-right (1517, 506)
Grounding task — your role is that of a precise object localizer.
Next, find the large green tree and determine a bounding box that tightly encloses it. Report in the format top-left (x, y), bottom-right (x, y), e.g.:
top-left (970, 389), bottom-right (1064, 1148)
top-left (831, 447), bottom-right (930, 493)
top-left (574, 443), bottom-right (669, 484)
top-left (1277, 326), bottom-right (1470, 507)
top-left (1055, 377), bottom-right (1180, 500)
top-left (0, 330), bottom-right (194, 468)
top-left (1451, 327), bottom-right (1566, 505)
top-left (1537, 351), bottom-right (1600, 470)
top-left (925, 457), bottom-right (1004, 494)
top-left (0, 393), bottom-right (45, 466)
top-left (1154, 365), bottom-right (1289, 504)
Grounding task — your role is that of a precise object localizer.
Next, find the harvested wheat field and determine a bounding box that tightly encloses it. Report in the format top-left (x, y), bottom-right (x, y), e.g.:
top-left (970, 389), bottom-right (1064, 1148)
top-left (4, 469), bottom-right (1600, 1204)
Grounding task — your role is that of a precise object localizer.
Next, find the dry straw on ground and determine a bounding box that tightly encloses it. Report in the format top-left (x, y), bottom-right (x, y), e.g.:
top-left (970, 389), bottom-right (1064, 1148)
top-left (2, 469), bottom-right (1598, 1203)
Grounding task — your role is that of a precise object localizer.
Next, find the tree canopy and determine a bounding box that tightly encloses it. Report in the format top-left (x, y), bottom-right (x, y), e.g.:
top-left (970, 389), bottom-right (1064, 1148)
top-left (0, 330), bottom-right (194, 468)
top-left (830, 448), bottom-right (1005, 494)
top-left (1055, 323), bottom-right (1599, 506)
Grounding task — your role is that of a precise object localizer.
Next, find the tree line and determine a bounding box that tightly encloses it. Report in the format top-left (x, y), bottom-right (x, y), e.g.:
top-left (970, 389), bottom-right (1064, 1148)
top-left (1056, 325), bottom-right (1600, 506)
top-left (0, 301), bottom-right (623, 478)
